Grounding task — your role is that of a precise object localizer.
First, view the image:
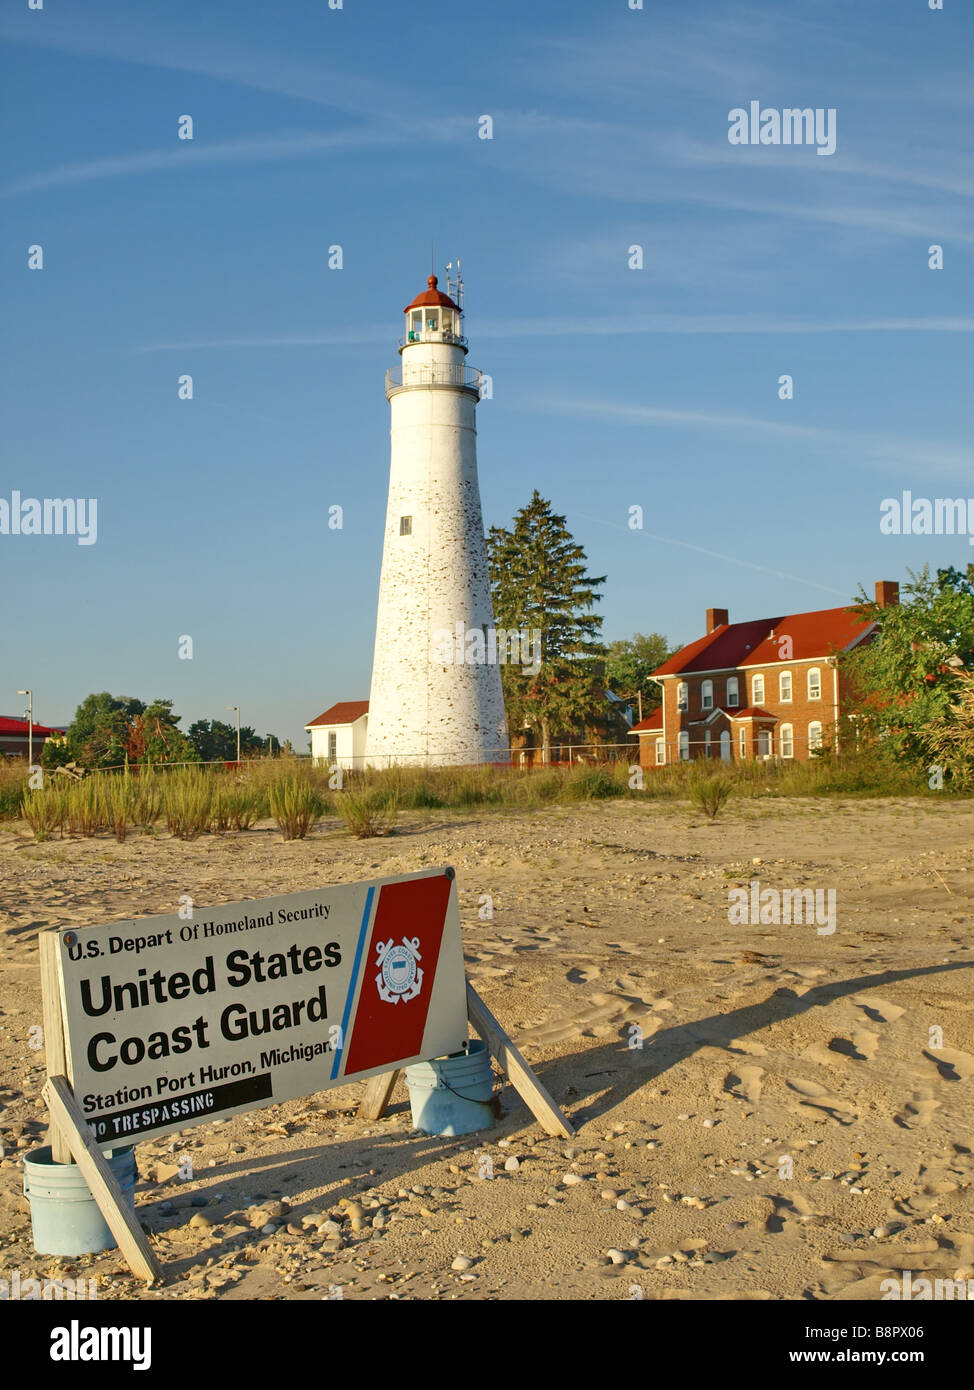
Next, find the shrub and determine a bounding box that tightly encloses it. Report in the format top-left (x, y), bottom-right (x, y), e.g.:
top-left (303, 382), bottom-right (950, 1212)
top-left (563, 764), bottom-right (626, 800)
top-left (335, 788), bottom-right (398, 838)
top-left (162, 770), bottom-right (213, 840)
top-left (65, 779), bottom-right (100, 836)
top-left (133, 780), bottom-right (163, 832)
top-left (0, 763), bottom-right (26, 820)
top-left (689, 773), bottom-right (734, 820)
top-left (269, 777), bottom-right (322, 840)
top-left (98, 776), bottom-right (139, 842)
top-left (21, 784), bottom-right (66, 841)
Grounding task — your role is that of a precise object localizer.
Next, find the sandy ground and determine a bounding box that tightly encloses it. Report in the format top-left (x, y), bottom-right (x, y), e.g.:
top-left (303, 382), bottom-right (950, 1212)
top-left (1, 795), bottom-right (972, 1302)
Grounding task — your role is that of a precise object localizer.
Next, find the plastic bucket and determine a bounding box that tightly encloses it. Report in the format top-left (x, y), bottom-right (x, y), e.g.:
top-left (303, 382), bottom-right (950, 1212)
top-left (404, 1038), bottom-right (495, 1136)
top-left (23, 1145), bottom-right (138, 1256)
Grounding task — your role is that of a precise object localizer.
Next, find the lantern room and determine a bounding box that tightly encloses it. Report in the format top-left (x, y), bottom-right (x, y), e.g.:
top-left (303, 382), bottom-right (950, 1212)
top-left (402, 275), bottom-right (465, 348)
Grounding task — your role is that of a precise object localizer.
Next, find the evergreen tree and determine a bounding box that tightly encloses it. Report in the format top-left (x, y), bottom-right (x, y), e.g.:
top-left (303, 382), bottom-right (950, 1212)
top-left (188, 718), bottom-right (266, 761)
top-left (487, 491), bottom-right (607, 762)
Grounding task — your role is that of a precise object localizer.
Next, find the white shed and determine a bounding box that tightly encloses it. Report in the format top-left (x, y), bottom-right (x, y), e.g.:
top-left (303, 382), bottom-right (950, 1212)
top-left (305, 700), bottom-right (369, 770)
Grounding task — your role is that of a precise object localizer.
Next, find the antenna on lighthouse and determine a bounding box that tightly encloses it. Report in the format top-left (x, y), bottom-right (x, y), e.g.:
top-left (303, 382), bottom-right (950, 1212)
top-left (446, 257), bottom-right (464, 311)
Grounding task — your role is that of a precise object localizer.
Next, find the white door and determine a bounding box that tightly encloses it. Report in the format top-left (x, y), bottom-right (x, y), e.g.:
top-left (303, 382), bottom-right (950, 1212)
top-left (720, 730), bottom-right (731, 762)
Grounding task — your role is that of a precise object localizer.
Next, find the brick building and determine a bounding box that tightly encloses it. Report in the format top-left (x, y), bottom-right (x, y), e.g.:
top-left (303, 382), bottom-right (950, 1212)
top-left (630, 581), bottom-right (898, 767)
top-left (0, 715), bottom-right (66, 759)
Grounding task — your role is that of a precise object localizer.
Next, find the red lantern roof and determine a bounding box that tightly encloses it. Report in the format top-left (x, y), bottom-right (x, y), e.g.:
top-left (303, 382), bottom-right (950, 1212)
top-left (404, 275), bottom-right (460, 313)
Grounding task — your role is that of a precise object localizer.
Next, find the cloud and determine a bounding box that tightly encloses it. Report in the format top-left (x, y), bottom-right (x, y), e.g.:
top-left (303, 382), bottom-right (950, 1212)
top-left (2, 122), bottom-right (464, 198)
top-left (0, 9), bottom-right (415, 118)
top-left (523, 395), bottom-right (974, 482)
top-left (136, 312), bottom-right (974, 354)
top-left (581, 514), bottom-right (851, 598)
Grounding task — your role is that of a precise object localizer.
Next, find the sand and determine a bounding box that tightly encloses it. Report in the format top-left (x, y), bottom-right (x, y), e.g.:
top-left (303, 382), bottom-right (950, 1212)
top-left (1, 794), bottom-right (972, 1301)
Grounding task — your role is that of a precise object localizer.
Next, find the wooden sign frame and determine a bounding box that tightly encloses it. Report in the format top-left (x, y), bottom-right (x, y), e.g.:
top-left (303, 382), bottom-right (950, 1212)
top-left (36, 905), bottom-right (574, 1287)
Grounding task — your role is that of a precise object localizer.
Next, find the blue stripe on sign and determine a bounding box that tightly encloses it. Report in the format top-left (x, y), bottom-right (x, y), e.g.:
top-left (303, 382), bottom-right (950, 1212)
top-left (331, 885), bottom-right (375, 1081)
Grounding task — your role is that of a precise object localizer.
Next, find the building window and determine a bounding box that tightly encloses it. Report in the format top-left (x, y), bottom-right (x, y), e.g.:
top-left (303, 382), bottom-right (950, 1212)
top-left (752, 673), bottom-right (765, 704)
top-left (726, 676), bottom-right (739, 707)
top-left (655, 738), bottom-right (665, 766)
top-left (701, 679), bottom-right (713, 711)
top-left (678, 731), bottom-right (689, 761)
top-left (808, 721), bottom-right (823, 751)
top-left (327, 731), bottom-right (337, 760)
top-left (704, 730), bottom-right (712, 758)
top-left (757, 728), bottom-right (771, 757)
top-left (739, 727), bottom-right (747, 758)
top-left (677, 682), bottom-right (688, 712)
top-left (807, 667), bottom-right (822, 700)
top-left (399, 516), bottom-right (412, 536)
top-left (780, 723), bottom-right (794, 758)
top-left (720, 730), bottom-right (731, 762)
top-left (779, 671), bottom-right (793, 702)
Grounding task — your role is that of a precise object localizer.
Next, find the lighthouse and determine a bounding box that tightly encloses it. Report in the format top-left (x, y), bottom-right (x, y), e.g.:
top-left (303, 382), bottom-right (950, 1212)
top-left (365, 270), bottom-right (509, 768)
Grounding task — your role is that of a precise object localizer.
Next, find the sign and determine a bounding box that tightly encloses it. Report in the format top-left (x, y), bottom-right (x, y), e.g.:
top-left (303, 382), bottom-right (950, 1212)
top-left (54, 868), bottom-right (467, 1145)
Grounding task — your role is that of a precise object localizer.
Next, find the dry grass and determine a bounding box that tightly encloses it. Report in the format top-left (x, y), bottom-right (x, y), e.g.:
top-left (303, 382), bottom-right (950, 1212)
top-left (2, 747), bottom-right (966, 845)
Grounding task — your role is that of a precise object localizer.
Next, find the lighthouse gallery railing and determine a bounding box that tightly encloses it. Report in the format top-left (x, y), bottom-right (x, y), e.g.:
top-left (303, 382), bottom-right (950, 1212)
top-left (385, 364), bottom-right (483, 397)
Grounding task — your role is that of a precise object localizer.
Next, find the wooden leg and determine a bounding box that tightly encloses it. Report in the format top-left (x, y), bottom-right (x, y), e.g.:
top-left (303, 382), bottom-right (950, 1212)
top-left (39, 932), bottom-right (72, 1163)
top-left (44, 1076), bottom-right (163, 1286)
top-left (358, 1069), bottom-right (400, 1120)
top-left (466, 982), bottom-right (575, 1138)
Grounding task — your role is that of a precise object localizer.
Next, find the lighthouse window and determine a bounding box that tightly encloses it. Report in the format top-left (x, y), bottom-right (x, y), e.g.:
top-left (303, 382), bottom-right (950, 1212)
top-left (426, 312), bottom-right (438, 330)
top-left (411, 311), bottom-right (422, 333)
top-left (399, 516), bottom-right (412, 536)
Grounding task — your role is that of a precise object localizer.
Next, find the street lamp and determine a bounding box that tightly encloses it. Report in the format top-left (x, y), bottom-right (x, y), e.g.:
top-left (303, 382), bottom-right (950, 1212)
top-left (17, 690), bottom-right (33, 766)
top-left (226, 706), bottom-right (241, 764)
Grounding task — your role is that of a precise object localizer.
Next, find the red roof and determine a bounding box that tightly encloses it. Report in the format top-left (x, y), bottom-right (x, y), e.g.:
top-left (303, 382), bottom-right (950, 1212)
top-left (0, 715), bottom-right (64, 737)
top-left (742, 607), bottom-right (874, 665)
top-left (630, 708), bottom-right (663, 733)
top-left (405, 275), bottom-right (459, 313)
top-left (305, 700), bottom-right (369, 729)
top-left (652, 605), bottom-right (874, 677)
top-left (731, 706), bottom-right (777, 720)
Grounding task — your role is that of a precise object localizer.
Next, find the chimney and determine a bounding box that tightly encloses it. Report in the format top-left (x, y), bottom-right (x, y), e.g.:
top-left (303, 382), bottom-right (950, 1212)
top-left (706, 607), bottom-right (729, 634)
top-left (875, 580), bottom-right (899, 609)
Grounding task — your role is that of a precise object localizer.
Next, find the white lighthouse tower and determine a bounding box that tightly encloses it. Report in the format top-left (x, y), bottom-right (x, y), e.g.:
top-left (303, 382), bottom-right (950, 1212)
top-left (365, 269), bottom-right (509, 768)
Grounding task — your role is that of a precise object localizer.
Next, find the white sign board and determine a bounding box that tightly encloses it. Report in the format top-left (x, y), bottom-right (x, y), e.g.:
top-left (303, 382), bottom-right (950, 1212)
top-left (54, 868), bottom-right (467, 1145)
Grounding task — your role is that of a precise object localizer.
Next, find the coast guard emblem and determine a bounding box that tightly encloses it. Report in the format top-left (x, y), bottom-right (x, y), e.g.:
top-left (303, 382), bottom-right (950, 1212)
top-left (375, 936), bottom-right (423, 1004)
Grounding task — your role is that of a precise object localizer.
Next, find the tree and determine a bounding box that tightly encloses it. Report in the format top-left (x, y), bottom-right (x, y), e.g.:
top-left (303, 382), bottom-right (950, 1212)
top-left (605, 633), bottom-right (674, 715)
top-left (487, 491), bottom-right (607, 762)
top-left (67, 692), bottom-right (145, 768)
top-left (188, 719), bottom-right (272, 761)
top-left (66, 692), bottom-right (196, 768)
top-left (135, 700), bottom-right (197, 765)
top-left (840, 565), bottom-right (974, 775)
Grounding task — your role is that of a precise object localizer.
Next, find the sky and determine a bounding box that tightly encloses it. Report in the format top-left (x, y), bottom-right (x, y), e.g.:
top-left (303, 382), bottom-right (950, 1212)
top-left (2, 0), bottom-right (972, 748)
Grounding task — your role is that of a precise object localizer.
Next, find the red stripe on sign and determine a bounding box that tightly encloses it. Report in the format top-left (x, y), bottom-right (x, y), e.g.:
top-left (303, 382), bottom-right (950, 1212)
top-left (341, 874), bottom-right (452, 1076)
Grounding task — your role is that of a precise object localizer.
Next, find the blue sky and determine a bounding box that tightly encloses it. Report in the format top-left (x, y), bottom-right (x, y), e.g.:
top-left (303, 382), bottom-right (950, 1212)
top-left (2, 0), bottom-right (972, 747)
